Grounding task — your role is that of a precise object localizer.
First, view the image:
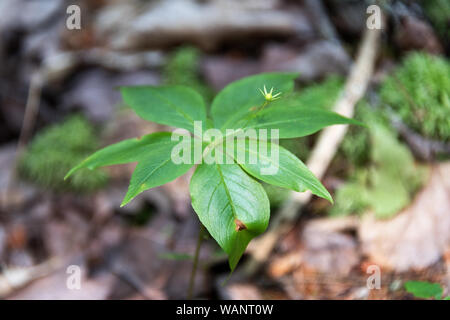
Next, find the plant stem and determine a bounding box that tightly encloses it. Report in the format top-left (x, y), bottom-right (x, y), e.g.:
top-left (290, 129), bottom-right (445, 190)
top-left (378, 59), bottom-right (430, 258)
top-left (187, 223), bottom-right (205, 299)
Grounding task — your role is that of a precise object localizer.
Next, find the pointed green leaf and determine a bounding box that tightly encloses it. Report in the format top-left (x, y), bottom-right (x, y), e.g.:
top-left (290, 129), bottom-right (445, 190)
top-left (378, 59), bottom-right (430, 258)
top-left (65, 132), bottom-right (194, 206)
top-left (65, 132), bottom-right (174, 179)
top-left (240, 106), bottom-right (363, 139)
top-left (120, 85), bottom-right (206, 133)
top-left (211, 72), bottom-right (299, 130)
top-left (190, 163), bottom-right (270, 270)
top-left (231, 139), bottom-right (332, 202)
top-left (121, 149), bottom-right (193, 207)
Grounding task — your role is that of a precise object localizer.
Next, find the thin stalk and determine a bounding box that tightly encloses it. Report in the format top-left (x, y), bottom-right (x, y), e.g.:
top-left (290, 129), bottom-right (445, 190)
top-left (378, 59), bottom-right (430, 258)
top-left (187, 223), bottom-right (205, 299)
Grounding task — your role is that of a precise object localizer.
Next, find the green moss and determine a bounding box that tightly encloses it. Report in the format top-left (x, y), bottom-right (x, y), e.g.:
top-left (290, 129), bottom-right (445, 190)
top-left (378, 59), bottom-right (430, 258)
top-left (332, 104), bottom-right (427, 219)
top-left (19, 116), bottom-right (108, 192)
top-left (337, 52), bottom-right (449, 218)
top-left (340, 102), bottom-right (384, 167)
top-left (163, 46), bottom-right (213, 103)
top-left (380, 52), bottom-right (450, 141)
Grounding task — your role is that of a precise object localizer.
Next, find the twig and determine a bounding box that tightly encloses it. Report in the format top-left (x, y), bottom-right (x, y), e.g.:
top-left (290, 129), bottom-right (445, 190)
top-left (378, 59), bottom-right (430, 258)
top-left (16, 73), bottom-right (44, 156)
top-left (243, 20), bottom-right (383, 277)
top-left (110, 267), bottom-right (166, 300)
top-left (2, 72), bottom-right (43, 210)
top-left (187, 223), bottom-right (205, 299)
top-left (0, 257), bottom-right (63, 298)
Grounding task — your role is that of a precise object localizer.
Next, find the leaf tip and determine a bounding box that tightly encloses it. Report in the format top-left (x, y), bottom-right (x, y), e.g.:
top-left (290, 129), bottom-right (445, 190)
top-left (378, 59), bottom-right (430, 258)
top-left (353, 119), bottom-right (367, 128)
top-left (121, 193), bottom-right (137, 207)
top-left (228, 259), bottom-right (237, 272)
top-left (120, 196), bottom-right (131, 207)
top-left (324, 190), bottom-right (334, 204)
top-left (64, 168), bottom-right (76, 180)
top-left (319, 189), bottom-right (333, 204)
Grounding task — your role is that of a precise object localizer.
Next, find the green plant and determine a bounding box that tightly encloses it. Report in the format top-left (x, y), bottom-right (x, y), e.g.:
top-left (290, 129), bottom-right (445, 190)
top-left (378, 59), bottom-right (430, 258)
top-left (379, 52), bottom-right (450, 141)
top-left (404, 281), bottom-right (450, 300)
top-left (332, 104), bottom-right (427, 219)
top-left (339, 103), bottom-right (373, 167)
top-left (20, 115), bottom-right (107, 192)
top-left (65, 72), bottom-right (361, 271)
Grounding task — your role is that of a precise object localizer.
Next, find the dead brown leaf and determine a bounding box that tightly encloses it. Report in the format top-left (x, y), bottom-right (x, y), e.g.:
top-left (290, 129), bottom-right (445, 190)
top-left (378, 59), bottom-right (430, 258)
top-left (359, 163), bottom-right (450, 271)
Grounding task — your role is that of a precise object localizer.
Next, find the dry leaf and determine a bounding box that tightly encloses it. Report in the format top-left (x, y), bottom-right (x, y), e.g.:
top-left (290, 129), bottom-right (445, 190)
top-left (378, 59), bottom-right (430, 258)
top-left (359, 163), bottom-right (450, 271)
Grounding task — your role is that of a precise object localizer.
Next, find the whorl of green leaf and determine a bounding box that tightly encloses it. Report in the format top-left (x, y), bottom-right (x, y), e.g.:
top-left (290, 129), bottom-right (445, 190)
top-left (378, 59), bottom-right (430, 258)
top-left (66, 72), bottom-right (361, 269)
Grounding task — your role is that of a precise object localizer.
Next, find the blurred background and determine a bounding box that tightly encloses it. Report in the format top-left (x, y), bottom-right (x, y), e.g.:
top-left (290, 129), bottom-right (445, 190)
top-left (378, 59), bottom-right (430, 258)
top-left (0, 0), bottom-right (449, 300)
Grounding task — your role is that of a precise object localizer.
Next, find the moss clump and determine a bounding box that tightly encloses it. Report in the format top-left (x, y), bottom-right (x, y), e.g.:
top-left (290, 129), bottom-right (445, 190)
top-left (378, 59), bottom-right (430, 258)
top-left (19, 116), bottom-right (107, 192)
top-left (332, 104), bottom-right (427, 219)
top-left (163, 46), bottom-right (213, 103)
top-left (335, 53), bottom-right (449, 218)
top-left (339, 102), bottom-right (375, 167)
top-left (379, 52), bottom-right (450, 141)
